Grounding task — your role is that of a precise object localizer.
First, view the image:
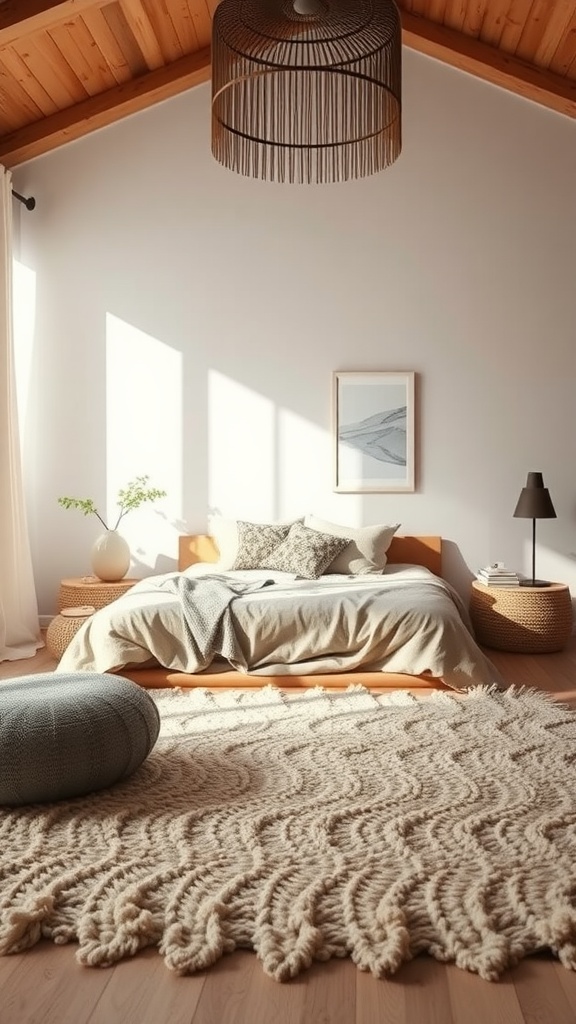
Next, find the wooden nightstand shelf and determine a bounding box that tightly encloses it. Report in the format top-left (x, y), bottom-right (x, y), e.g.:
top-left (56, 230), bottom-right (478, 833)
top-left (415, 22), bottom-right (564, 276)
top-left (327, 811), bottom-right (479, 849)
top-left (470, 581), bottom-right (573, 654)
top-left (57, 577), bottom-right (139, 613)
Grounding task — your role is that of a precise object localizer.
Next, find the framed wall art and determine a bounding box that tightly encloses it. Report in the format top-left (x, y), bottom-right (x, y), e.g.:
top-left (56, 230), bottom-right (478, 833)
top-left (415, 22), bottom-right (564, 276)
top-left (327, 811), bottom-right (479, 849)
top-left (333, 371), bottom-right (415, 493)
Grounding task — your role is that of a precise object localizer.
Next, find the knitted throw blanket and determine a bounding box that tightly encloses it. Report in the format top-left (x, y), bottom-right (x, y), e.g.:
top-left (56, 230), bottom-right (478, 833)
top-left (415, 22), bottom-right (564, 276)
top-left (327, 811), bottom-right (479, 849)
top-left (151, 574), bottom-right (275, 671)
top-left (1, 685), bottom-right (575, 982)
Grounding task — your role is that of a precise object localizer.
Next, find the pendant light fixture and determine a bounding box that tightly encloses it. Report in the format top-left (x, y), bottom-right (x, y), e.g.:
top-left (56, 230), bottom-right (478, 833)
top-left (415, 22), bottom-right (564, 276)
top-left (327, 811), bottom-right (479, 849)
top-left (211, 0), bottom-right (402, 184)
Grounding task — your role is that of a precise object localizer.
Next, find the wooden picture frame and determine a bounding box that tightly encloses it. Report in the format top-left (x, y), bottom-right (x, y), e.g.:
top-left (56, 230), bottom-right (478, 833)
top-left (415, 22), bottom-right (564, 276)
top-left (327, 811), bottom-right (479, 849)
top-left (333, 371), bottom-right (415, 493)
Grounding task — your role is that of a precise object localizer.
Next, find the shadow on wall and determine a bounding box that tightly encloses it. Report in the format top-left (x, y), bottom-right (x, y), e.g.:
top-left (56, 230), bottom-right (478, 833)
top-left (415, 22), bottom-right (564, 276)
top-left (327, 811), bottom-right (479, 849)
top-left (131, 552), bottom-right (178, 577)
top-left (129, 514), bottom-right (191, 579)
top-left (442, 540), bottom-right (475, 603)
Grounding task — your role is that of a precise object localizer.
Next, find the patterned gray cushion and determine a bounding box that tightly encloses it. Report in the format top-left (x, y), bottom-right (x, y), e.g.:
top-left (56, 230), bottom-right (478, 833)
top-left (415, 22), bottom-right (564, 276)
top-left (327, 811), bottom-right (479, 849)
top-left (0, 672), bottom-right (160, 806)
top-left (231, 521), bottom-right (293, 570)
top-left (261, 522), bottom-right (350, 579)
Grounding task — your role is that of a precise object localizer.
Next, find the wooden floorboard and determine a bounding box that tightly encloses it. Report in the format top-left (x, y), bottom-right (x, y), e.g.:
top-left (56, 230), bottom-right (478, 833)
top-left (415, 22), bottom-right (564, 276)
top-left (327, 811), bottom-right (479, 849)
top-left (0, 638), bottom-right (575, 1023)
top-left (87, 946), bottom-right (206, 1024)
top-left (512, 956), bottom-right (576, 1024)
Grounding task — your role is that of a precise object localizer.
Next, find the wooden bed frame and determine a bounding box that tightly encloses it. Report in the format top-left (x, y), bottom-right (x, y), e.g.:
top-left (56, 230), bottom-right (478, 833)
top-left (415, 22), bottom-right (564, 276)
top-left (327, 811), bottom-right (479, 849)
top-left (122, 534), bottom-right (448, 691)
top-left (178, 534), bottom-right (443, 579)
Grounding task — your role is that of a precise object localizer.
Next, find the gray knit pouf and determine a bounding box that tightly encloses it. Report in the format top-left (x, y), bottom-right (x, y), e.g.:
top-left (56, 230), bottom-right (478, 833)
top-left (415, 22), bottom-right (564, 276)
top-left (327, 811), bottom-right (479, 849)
top-left (0, 672), bottom-right (160, 806)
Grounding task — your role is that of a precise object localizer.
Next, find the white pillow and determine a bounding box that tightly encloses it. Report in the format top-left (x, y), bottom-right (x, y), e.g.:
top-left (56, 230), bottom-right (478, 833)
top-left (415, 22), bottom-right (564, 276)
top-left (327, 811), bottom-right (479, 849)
top-left (209, 517), bottom-right (241, 570)
top-left (183, 562), bottom-right (223, 577)
top-left (303, 515), bottom-right (400, 575)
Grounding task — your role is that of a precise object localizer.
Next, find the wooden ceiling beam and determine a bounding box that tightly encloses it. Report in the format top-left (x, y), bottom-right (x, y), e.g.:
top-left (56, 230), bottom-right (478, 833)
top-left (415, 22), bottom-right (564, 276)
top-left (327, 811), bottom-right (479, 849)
top-left (0, 0), bottom-right (111, 48)
top-left (0, 46), bottom-right (211, 166)
top-left (2, 7), bottom-right (575, 168)
top-left (402, 11), bottom-right (576, 119)
top-left (118, 0), bottom-right (165, 71)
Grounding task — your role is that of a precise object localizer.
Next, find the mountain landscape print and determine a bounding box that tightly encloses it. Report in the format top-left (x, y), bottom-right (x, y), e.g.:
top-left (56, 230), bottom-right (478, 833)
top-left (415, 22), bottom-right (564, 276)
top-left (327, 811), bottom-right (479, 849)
top-left (333, 372), bottom-right (415, 493)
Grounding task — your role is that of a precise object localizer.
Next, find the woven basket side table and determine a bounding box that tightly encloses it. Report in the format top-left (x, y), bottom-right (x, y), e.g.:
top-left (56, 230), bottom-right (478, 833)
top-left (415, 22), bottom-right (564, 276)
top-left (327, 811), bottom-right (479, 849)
top-left (469, 581), bottom-right (573, 654)
top-left (58, 577), bottom-right (138, 612)
top-left (46, 607), bottom-right (96, 659)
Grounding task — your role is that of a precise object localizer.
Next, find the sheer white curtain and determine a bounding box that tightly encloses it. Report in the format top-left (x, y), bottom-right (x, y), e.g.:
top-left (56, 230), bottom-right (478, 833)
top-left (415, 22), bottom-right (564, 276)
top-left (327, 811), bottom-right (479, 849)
top-left (0, 166), bottom-right (41, 661)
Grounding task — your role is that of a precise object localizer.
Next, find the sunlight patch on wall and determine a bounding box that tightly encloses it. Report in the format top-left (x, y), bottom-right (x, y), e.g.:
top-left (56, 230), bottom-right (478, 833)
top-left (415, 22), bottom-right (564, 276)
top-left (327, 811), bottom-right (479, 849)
top-left (277, 407), bottom-right (334, 518)
top-left (12, 260), bottom-right (36, 436)
top-left (208, 370), bottom-right (277, 520)
top-left (208, 371), bottom-right (362, 523)
top-left (106, 314), bottom-right (181, 567)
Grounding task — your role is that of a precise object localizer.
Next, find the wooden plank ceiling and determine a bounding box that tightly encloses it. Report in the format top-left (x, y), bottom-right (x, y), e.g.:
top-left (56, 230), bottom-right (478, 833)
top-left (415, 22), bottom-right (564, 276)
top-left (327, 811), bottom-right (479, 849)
top-left (1, 0), bottom-right (576, 168)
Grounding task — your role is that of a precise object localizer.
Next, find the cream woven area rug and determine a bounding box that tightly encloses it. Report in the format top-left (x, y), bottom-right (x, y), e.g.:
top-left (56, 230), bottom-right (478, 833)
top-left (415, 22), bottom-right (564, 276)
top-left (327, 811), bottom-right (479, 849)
top-left (1, 685), bottom-right (576, 982)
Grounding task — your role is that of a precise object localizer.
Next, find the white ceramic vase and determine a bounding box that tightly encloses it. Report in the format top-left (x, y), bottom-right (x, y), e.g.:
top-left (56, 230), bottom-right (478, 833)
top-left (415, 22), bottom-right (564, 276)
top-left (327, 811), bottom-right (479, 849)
top-left (91, 530), bottom-right (130, 582)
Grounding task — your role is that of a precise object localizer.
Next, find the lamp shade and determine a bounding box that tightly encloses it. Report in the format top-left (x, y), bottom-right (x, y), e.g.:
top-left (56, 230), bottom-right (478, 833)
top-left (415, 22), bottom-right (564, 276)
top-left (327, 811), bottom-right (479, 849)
top-left (211, 0), bottom-right (402, 184)
top-left (513, 472), bottom-right (556, 519)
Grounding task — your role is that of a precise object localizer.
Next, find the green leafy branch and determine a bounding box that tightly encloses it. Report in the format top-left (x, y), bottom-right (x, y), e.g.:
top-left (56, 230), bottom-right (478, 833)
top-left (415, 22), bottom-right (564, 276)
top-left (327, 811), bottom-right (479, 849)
top-left (58, 475), bottom-right (167, 531)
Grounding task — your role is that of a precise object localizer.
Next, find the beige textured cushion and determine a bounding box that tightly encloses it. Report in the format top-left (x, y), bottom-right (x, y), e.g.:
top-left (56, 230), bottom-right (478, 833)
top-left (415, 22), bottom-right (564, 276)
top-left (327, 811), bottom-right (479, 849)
top-left (303, 515), bottom-right (400, 575)
top-left (261, 523), bottom-right (349, 579)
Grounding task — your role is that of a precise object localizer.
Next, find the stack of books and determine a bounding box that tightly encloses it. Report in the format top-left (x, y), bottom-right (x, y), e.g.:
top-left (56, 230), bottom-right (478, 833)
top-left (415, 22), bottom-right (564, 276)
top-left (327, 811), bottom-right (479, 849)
top-left (476, 563), bottom-right (519, 587)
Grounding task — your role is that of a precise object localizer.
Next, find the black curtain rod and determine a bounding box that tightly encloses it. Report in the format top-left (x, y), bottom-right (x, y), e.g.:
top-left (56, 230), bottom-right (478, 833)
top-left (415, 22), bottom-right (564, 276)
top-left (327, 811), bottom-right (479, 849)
top-left (11, 189), bottom-right (36, 211)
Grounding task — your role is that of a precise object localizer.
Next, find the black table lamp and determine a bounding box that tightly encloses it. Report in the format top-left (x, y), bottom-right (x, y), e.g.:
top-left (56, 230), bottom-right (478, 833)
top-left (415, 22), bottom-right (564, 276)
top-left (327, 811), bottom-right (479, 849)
top-left (513, 472), bottom-right (556, 587)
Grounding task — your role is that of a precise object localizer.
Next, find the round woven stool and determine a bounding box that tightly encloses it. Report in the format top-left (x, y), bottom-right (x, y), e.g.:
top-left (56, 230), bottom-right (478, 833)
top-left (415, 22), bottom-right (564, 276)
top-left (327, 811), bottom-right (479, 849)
top-left (46, 606), bottom-right (95, 658)
top-left (470, 581), bottom-right (573, 653)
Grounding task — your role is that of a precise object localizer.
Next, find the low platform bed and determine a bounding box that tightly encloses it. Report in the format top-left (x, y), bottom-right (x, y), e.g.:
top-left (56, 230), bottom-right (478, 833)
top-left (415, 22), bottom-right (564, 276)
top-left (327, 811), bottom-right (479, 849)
top-left (54, 532), bottom-right (500, 692)
top-left (125, 534), bottom-right (448, 690)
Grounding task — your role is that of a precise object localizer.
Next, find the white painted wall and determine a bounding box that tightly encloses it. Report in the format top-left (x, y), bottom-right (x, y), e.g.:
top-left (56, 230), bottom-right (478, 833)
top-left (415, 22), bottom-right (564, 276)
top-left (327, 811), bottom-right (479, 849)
top-left (11, 48), bottom-right (576, 617)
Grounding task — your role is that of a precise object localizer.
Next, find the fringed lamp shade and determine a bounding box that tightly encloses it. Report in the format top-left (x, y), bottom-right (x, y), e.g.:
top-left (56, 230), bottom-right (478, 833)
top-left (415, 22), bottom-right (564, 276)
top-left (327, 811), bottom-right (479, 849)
top-left (211, 0), bottom-right (402, 184)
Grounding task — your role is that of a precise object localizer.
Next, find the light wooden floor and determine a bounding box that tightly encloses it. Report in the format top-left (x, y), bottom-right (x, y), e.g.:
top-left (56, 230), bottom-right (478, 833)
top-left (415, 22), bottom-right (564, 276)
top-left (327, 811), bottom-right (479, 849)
top-left (1, 639), bottom-right (576, 1024)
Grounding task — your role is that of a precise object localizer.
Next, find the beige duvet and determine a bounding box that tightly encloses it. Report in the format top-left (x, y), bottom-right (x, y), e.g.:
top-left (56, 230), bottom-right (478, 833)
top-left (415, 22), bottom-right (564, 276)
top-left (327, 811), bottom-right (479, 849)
top-left (56, 564), bottom-right (502, 691)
